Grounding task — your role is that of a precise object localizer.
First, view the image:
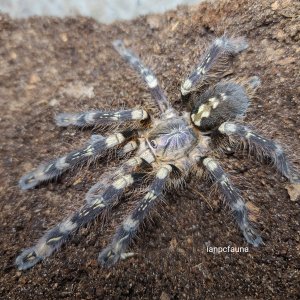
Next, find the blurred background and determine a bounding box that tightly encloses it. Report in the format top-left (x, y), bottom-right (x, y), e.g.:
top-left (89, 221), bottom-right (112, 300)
top-left (0, 0), bottom-right (204, 23)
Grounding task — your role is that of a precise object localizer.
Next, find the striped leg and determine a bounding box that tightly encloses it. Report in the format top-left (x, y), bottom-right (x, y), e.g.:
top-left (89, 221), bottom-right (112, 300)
top-left (113, 40), bottom-right (171, 113)
top-left (181, 36), bottom-right (248, 96)
top-left (19, 130), bottom-right (136, 190)
top-left (117, 140), bottom-right (138, 157)
top-left (55, 108), bottom-right (148, 127)
top-left (86, 155), bottom-right (152, 204)
top-left (203, 157), bottom-right (263, 246)
top-left (99, 164), bottom-right (172, 267)
top-left (15, 171), bottom-right (146, 270)
top-left (218, 122), bottom-right (300, 183)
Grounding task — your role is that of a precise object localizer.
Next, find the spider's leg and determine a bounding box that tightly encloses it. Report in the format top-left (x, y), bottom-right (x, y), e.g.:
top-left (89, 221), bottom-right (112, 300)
top-left (86, 155), bottom-right (153, 204)
top-left (99, 164), bottom-right (173, 267)
top-left (113, 40), bottom-right (171, 113)
top-left (218, 122), bottom-right (300, 183)
top-left (181, 36), bottom-right (248, 97)
top-left (19, 129), bottom-right (137, 190)
top-left (55, 108), bottom-right (148, 127)
top-left (202, 157), bottom-right (263, 246)
top-left (15, 170), bottom-right (146, 270)
top-left (117, 140), bottom-right (138, 157)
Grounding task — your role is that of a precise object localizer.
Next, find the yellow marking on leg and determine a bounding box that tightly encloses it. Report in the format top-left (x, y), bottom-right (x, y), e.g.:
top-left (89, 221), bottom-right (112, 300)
top-left (46, 236), bottom-right (63, 244)
top-left (196, 67), bottom-right (205, 75)
top-left (132, 109), bottom-right (148, 120)
top-left (181, 79), bottom-right (192, 95)
top-left (156, 165), bottom-right (172, 179)
top-left (93, 202), bottom-right (106, 209)
top-left (44, 164), bottom-right (54, 173)
top-left (127, 157), bottom-right (142, 167)
top-left (59, 219), bottom-right (77, 233)
top-left (203, 157), bottom-right (218, 171)
top-left (112, 175), bottom-right (134, 189)
top-left (79, 209), bottom-right (90, 217)
top-left (25, 252), bottom-right (36, 261)
top-left (116, 133), bottom-right (125, 143)
top-left (71, 153), bottom-right (81, 160)
top-left (122, 141), bottom-right (138, 154)
top-left (35, 168), bottom-right (46, 178)
top-left (220, 175), bottom-right (229, 186)
top-left (27, 176), bottom-right (35, 183)
top-left (55, 157), bottom-right (70, 170)
top-left (140, 149), bottom-right (155, 164)
top-left (105, 133), bottom-right (125, 147)
top-left (83, 210), bottom-right (90, 216)
top-left (145, 75), bottom-right (158, 88)
top-left (35, 241), bottom-right (53, 256)
top-left (85, 112), bottom-right (97, 123)
top-left (105, 135), bottom-right (118, 147)
top-left (123, 216), bottom-right (139, 231)
top-left (92, 198), bottom-right (106, 209)
top-left (245, 131), bottom-right (254, 139)
top-left (219, 122), bottom-right (237, 134)
top-left (145, 191), bottom-right (156, 201)
top-left (84, 147), bottom-right (95, 156)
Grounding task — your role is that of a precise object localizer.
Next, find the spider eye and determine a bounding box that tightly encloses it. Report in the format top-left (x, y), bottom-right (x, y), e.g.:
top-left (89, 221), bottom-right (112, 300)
top-left (150, 140), bottom-right (158, 148)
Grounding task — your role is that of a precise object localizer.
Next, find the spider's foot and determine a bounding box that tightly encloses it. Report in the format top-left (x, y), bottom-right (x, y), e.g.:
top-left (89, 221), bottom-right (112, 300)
top-left (19, 170), bottom-right (45, 190)
top-left (120, 252), bottom-right (135, 260)
top-left (243, 227), bottom-right (263, 247)
top-left (15, 248), bottom-right (43, 270)
top-left (98, 246), bottom-right (122, 268)
top-left (19, 161), bottom-right (61, 190)
top-left (223, 36), bottom-right (248, 54)
top-left (98, 247), bottom-right (134, 267)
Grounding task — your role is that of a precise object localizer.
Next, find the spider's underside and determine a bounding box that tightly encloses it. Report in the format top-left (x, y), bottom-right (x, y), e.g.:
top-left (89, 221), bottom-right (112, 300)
top-left (16, 36), bottom-right (299, 270)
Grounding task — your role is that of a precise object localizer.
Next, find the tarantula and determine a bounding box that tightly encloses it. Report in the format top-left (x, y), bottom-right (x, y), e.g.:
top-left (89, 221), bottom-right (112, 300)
top-left (16, 36), bottom-right (299, 270)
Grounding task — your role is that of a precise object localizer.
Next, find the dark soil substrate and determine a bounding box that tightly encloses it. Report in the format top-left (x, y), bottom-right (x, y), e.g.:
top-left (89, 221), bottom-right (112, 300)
top-left (0, 0), bottom-right (299, 299)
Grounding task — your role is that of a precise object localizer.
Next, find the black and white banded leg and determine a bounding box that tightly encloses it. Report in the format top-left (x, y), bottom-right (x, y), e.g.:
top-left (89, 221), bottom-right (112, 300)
top-left (99, 164), bottom-right (172, 267)
top-left (203, 157), bottom-right (263, 246)
top-left (117, 140), bottom-right (139, 157)
top-left (19, 130), bottom-right (137, 190)
top-left (15, 170), bottom-right (146, 270)
top-left (55, 108), bottom-right (148, 127)
top-left (181, 36), bottom-right (248, 97)
top-left (113, 40), bottom-right (171, 113)
top-left (86, 155), bottom-right (152, 204)
top-left (218, 122), bottom-right (300, 183)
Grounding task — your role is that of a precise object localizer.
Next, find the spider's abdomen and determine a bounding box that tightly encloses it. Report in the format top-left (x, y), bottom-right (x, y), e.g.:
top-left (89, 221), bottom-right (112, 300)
top-left (191, 82), bottom-right (249, 133)
top-left (147, 118), bottom-right (198, 161)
